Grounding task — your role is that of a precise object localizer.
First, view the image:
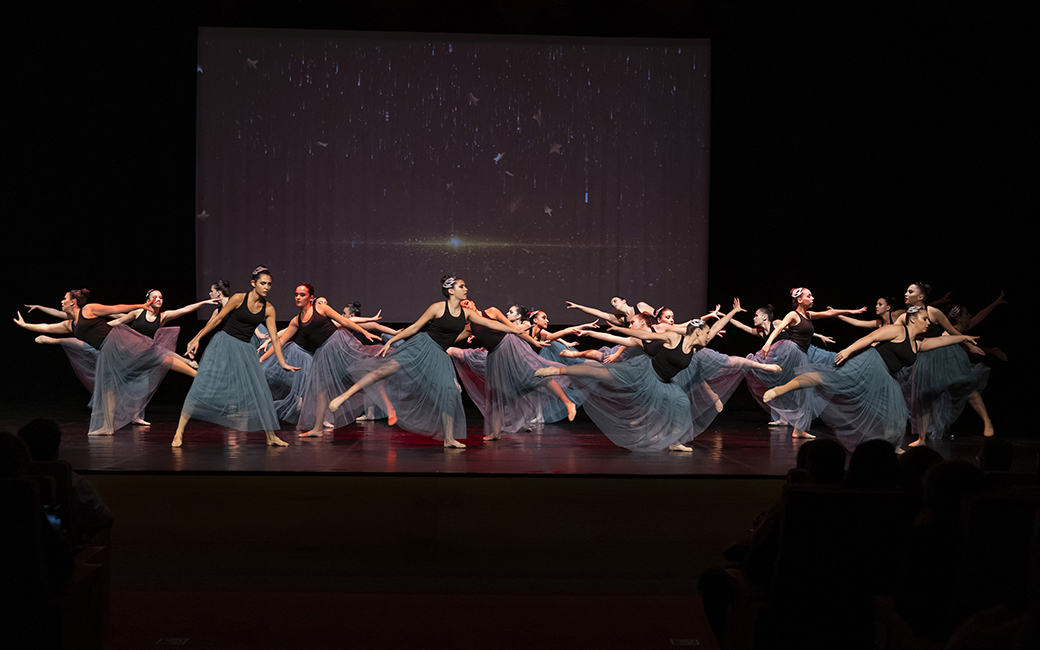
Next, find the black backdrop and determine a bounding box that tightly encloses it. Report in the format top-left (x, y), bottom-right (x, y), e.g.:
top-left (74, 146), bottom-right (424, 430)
top-left (8, 2), bottom-right (1030, 435)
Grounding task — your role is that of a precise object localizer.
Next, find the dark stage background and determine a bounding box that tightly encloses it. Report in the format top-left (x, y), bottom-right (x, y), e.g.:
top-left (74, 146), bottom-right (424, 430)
top-left (7, 2), bottom-right (1030, 435)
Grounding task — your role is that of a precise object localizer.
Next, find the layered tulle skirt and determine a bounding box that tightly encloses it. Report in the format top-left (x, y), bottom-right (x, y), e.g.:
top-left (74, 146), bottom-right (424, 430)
top-left (801, 348), bottom-right (909, 450)
top-left (745, 340), bottom-right (825, 431)
top-left (298, 330), bottom-right (385, 431)
top-left (674, 348), bottom-right (750, 443)
top-left (89, 325), bottom-right (172, 433)
top-left (362, 332), bottom-right (465, 441)
top-left (180, 331), bottom-right (279, 432)
top-left (569, 353), bottom-right (693, 452)
top-left (905, 344), bottom-right (984, 438)
top-left (60, 339), bottom-right (99, 393)
top-left (261, 342), bottom-right (314, 423)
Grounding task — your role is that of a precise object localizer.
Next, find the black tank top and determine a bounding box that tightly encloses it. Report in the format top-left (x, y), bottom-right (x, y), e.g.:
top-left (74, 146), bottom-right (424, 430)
top-left (786, 312), bottom-right (814, 352)
top-left (424, 301), bottom-right (467, 351)
top-left (131, 309), bottom-right (162, 339)
top-left (471, 320), bottom-right (507, 352)
top-left (73, 311), bottom-right (112, 350)
top-left (642, 338), bottom-right (666, 357)
top-left (650, 342), bottom-right (694, 382)
top-left (875, 326), bottom-right (918, 375)
top-left (223, 296), bottom-right (267, 342)
top-left (295, 308), bottom-right (337, 353)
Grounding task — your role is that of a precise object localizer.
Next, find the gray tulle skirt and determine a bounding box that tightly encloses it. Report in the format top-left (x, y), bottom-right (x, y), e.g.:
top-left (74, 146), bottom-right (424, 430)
top-left (483, 335), bottom-right (574, 436)
top-left (89, 325), bottom-right (172, 433)
top-left (570, 353), bottom-right (693, 452)
top-left (537, 340), bottom-right (588, 420)
top-left (297, 330), bottom-right (384, 430)
top-left (745, 340), bottom-right (825, 431)
top-left (802, 348), bottom-right (909, 450)
top-left (261, 342), bottom-right (314, 424)
top-left (362, 332), bottom-right (466, 441)
top-left (451, 347), bottom-right (489, 415)
top-left (674, 348), bottom-right (750, 443)
top-left (60, 339), bottom-right (99, 393)
top-left (905, 344), bottom-right (985, 438)
top-left (180, 331), bottom-right (279, 432)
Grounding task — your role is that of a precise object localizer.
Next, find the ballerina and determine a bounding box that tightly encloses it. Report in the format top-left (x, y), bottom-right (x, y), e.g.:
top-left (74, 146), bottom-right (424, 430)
top-left (834, 296), bottom-right (904, 331)
top-left (448, 300), bottom-right (576, 440)
top-left (564, 296), bottom-right (654, 327)
top-left (327, 276), bottom-right (522, 448)
top-left (763, 306), bottom-right (980, 451)
top-left (749, 288), bottom-right (865, 439)
top-left (897, 282), bottom-right (994, 446)
top-left (535, 304), bottom-right (743, 452)
top-left (15, 289), bottom-right (197, 435)
top-left (172, 266), bottom-right (299, 448)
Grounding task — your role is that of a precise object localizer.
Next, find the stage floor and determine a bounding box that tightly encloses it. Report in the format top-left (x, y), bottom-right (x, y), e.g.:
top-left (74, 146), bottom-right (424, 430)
top-left (3, 402), bottom-right (1032, 476)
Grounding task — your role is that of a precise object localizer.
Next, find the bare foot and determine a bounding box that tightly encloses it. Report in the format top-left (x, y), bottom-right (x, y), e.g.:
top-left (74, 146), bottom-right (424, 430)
top-left (765, 364), bottom-right (782, 373)
top-left (768, 420), bottom-right (783, 426)
top-left (132, 418), bottom-right (151, 426)
top-left (387, 410), bottom-right (398, 427)
top-left (186, 359), bottom-right (199, 369)
top-left (354, 414), bottom-right (373, 421)
top-left (714, 399), bottom-right (724, 413)
top-left (668, 443), bottom-right (692, 452)
top-left (792, 430), bottom-right (815, 439)
top-left (983, 421), bottom-right (995, 437)
top-left (444, 438), bottom-right (466, 448)
top-left (171, 434), bottom-right (183, 448)
top-left (87, 428), bottom-right (113, 436)
top-left (908, 438), bottom-right (926, 448)
top-left (266, 433), bottom-right (289, 447)
top-left (299, 429), bottom-right (323, 438)
top-left (535, 367), bottom-right (562, 377)
top-left (328, 395), bottom-right (347, 412)
top-left (763, 389), bottom-right (777, 403)
top-left (566, 401), bottom-right (577, 421)
top-left (483, 433), bottom-right (501, 441)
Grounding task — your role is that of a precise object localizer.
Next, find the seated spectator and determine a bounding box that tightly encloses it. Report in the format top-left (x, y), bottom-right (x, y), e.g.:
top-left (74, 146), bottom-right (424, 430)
top-left (844, 439), bottom-right (900, 490)
top-left (804, 437), bottom-right (846, 486)
top-left (18, 418), bottom-right (113, 541)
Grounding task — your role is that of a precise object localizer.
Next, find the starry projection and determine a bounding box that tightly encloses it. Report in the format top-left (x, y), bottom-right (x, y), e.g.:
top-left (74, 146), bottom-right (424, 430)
top-left (196, 28), bottom-right (710, 321)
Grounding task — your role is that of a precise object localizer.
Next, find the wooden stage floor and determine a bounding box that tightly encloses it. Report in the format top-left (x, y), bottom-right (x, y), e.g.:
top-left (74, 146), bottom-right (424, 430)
top-left (2, 401), bottom-right (1032, 476)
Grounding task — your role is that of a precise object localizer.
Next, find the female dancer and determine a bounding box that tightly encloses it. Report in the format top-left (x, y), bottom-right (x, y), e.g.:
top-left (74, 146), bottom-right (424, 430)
top-left (947, 291), bottom-right (1007, 360)
top-left (535, 302), bottom-right (744, 452)
top-left (834, 296), bottom-right (904, 330)
top-left (762, 306), bottom-right (979, 450)
top-left (327, 276), bottom-right (522, 448)
top-left (449, 300), bottom-right (576, 440)
top-left (564, 296), bottom-right (654, 327)
top-left (898, 283), bottom-right (994, 445)
top-left (749, 288), bottom-right (865, 438)
top-left (172, 266), bottom-right (299, 448)
top-left (15, 289), bottom-right (197, 435)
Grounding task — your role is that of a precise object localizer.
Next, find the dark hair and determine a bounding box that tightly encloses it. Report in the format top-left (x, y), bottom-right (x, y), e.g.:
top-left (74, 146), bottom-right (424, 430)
top-left (653, 306), bottom-right (672, 322)
top-left (790, 287), bottom-right (808, 307)
top-left (612, 296), bottom-right (628, 317)
top-left (68, 288), bottom-right (90, 307)
top-left (252, 266), bottom-right (271, 282)
top-left (911, 282), bottom-right (931, 300)
top-left (212, 279), bottom-right (231, 297)
top-left (805, 438), bottom-right (846, 485)
top-left (631, 312), bottom-right (654, 330)
top-left (441, 275), bottom-right (458, 298)
top-left (845, 439), bottom-right (900, 489)
top-left (348, 301), bottom-right (362, 317)
top-left (510, 304), bottom-right (528, 320)
top-left (0, 431), bottom-right (32, 479)
top-left (879, 296), bottom-right (897, 310)
top-left (296, 283), bottom-right (315, 297)
top-left (18, 418), bottom-right (62, 461)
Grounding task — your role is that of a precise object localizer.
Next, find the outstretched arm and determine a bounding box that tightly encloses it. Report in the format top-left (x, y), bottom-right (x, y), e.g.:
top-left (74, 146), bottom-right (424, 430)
top-left (161, 298), bottom-right (221, 324)
top-left (706, 299), bottom-right (745, 343)
top-left (186, 294), bottom-right (244, 358)
top-left (258, 320), bottom-right (299, 363)
top-left (836, 314), bottom-right (882, 330)
top-left (578, 330), bottom-right (642, 348)
top-left (24, 304), bottom-right (70, 320)
top-left (83, 299), bottom-right (155, 319)
top-left (833, 325), bottom-right (904, 366)
top-left (14, 312), bottom-right (74, 335)
top-left (727, 317), bottom-right (761, 337)
top-left (107, 309), bottom-right (142, 326)
top-left (564, 301), bottom-right (624, 326)
top-left (918, 333), bottom-right (980, 353)
top-left (542, 321), bottom-right (599, 342)
top-left (348, 309), bottom-right (382, 324)
top-left (809, 306), bottom-right (867, 320)
top-left (813, 333), bottom-right (836, 346)
top-left (376, 303), bottom-right (444, 356)
top-left (607, 324), bottom-right (673, 342)
top-left (319, 303), bottom-right (380, 343)
top-left (965, 291), bottom-right (1006, 332)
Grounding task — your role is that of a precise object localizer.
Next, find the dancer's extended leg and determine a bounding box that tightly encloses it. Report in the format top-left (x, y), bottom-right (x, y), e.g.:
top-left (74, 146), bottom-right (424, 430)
top-left (328, 360), bottom-right (400, 413)
top-left (762, 372), bottom-right (821, 439)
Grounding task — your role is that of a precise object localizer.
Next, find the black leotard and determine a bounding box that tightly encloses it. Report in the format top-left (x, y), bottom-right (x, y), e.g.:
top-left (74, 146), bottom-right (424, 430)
top-left (650, 342), bottom-right (694, 382)
top-left (471, 320), bottom-right (507, 353)
top-left (131, 310), bottom-right (162, 339)
top-left (295, 308), bottom-right (337, 353)
top-left (786, 313), bottom-right (814, 352)
top-left (424, 301), bottom-right (467, 351)
top-left (875, 326), bottom-right (918, 375)
top-left (223, 296), bottom-right (267, 343)
top-left (72, 311), bottom-right (112, 350)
